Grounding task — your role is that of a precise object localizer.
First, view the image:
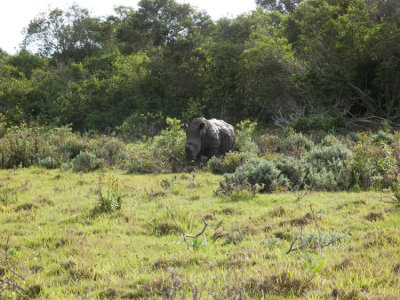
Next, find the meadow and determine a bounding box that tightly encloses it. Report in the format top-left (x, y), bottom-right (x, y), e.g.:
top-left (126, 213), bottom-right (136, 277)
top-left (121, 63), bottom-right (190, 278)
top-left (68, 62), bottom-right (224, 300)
top-left (1, 167), bottom-right (399, 299)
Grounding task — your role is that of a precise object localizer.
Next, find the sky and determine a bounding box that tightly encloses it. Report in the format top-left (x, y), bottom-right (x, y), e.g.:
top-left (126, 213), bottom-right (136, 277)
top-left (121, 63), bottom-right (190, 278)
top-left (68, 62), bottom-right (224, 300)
top-left (0, 0), bottom-right (257, 55)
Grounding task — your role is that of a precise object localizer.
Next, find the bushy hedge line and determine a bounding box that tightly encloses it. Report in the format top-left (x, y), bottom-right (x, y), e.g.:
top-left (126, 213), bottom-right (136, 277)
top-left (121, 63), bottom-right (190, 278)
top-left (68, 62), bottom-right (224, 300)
top-left (217, 129), bottom-right (400, 193)
top-left (1, 119), bottom-right (400, 194)
top-left (0, 118), bottom-right (186, 173)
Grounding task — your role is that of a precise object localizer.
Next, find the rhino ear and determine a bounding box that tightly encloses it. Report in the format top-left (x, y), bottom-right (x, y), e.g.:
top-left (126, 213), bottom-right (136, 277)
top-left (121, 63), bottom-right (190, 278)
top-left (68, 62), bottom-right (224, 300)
top-left (199, 122), bottom-right (206, 136)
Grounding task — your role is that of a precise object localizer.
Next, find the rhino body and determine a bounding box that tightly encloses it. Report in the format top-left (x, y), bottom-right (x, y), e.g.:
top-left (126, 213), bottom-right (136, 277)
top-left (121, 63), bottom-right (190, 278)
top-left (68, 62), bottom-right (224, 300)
top-left (184, 118), bottom-right (235, 162)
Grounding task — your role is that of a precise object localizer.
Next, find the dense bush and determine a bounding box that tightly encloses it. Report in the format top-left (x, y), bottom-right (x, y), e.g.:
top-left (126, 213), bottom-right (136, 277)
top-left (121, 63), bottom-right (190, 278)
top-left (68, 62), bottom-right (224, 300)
top-left (117, 112), bottom-right (166, 141)
top-left (150, 118), bottom-right (186, 172)
top-left (72, 152), bottom-right (103, 172)
top-left (349, 132), bottom-right (398, 190)
top-left (277, 132), bottom-right (314, 158)
top-left (233, 120), bottom-right (258, 154)
top-left (221, 158), bottom-right (287, 193)
top-left (304, 144), bottom-right (352, 191)
top-left (289, 115), bottom-right (346, 133)
top-left (208, 152), bottom-right (247, 174)
top-left (1, 122), bottom-right (400, 193)
top-left (125, 142), bottom-right (163, 174)
top-left (218, 128), bottom-right (400, 194)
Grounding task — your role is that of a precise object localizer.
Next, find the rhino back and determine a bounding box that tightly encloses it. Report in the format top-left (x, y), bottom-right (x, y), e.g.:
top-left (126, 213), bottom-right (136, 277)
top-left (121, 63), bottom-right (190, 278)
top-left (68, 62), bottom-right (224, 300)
top-left (208, 119), bottom-right (235, 154)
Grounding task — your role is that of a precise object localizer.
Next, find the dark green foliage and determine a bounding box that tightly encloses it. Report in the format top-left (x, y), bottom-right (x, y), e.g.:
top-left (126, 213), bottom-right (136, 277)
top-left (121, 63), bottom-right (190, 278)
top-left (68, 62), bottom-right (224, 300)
top-left (72, 152), bottom-right (103, 173)
top-left (274, 156), bottom-right (307, 190)
top-left (219, 139), bottom-right (354, 193)
top-left (289, 115), bottom-right (346, 133)
top-left (0, 0), bottom-right (399, 130)
top-left (38, 157), bottom-right (57, 169)
top-left (117, 112), bottom-right (165, 141)
top-left (277, 132), bottom-right (314, 158)
top-left (208, 152), bottom-right (246, 174)
top-left (304, 144), bottom-right (352, 191)
top-left (221, 158), bottom-right (288, 193)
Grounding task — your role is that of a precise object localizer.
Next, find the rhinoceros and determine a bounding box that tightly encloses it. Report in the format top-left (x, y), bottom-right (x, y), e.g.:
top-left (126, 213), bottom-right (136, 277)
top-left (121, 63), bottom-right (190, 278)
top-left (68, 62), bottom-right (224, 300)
top-left (184, 117), bottom-right (235, 162)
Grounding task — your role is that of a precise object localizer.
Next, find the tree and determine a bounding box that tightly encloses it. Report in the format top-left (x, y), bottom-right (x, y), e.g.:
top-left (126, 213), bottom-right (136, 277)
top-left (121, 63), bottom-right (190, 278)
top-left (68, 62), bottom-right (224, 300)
top-left (22, 4), bottom-right (106, 63)
top-left (283, 0), bottom-right (400, 119)
top-left (240, 10), bottom-right (308, 125)
top-left (256, 0), bottom-right (303, 14)
top-left (115, 0), bottom-right (212, 53)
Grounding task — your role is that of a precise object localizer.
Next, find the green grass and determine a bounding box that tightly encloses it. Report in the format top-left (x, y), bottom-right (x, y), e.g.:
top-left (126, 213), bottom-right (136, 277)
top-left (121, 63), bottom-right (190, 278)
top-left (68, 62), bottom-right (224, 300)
top-left (0, 167), bottom-right (399, 299)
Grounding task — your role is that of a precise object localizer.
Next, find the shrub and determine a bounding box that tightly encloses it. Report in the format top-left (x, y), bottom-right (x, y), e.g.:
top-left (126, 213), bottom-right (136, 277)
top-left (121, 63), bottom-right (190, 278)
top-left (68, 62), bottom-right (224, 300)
top-left (257, 133), bottom-right (280, 155)
top-left (60, 136), bottom-right (88, 160)
top-left (95, 190), bottom-right (122, 213)
top-left (150, 118), bottom-right (186, 172)
top-left (72, 152), bottom-right (103, 172)
top-left (349, 132), bottom-right (398, 189)
top-left (220, 158), bottom-right (288, 193)
top-left (91, 136), bottom-right (126, 166)
top-left (118, 112), bottom-right (165, 141)
top-left (125, 142), bottom-right (162, 174)
top-left (38, 157), bottom-right (57, 169)
top-left (304, 144), bottom-right (352, 191)
top-left (208, 152), bottom-right (246, 174)
top-left (91, 174), bottom-right (123, 215)
top-left (289, 114), bottom-right (345, 132)
top-left (277, 132), bottom-right (314, 158)
top-left (274, 156), bottom-right (308, 190)
top-left (2, 133), bottom-right (37, 168)
top-left (371, 130), bottom-right (396, 145)
top-left (233, 120), bottom-right (258, 153)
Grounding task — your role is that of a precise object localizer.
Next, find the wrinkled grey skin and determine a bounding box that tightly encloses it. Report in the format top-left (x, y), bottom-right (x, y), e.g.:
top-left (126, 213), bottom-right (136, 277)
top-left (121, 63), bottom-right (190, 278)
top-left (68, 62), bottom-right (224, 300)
top-left (184, 118), bottom-right (235, 162)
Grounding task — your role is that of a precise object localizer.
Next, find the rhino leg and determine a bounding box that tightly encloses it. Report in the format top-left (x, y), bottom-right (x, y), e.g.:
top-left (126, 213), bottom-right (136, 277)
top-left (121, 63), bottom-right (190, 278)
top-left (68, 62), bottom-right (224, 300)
top-left (204, 147), bottom-right (219, 159)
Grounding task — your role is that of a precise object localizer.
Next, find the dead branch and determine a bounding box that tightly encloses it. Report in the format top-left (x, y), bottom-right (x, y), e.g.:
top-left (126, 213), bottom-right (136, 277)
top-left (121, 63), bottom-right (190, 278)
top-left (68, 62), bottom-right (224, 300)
top-left (309, 205), bottom-right (322, 251)
top-left (167, 207), bottom-right (229, 250)
top-left (295, 191), bottom-right (310, 202)
top-left (0, 237), bottom-right (28, 297)
top-left (345, 81), bottom-right (375, 107)
top-left (286, 206), bottom-right (351, 255)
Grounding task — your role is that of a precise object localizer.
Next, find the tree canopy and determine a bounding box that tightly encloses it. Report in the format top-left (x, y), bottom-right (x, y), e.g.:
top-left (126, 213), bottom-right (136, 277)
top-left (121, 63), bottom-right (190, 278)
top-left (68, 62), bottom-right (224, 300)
top-left (1, 0), bottom-right (399, 133)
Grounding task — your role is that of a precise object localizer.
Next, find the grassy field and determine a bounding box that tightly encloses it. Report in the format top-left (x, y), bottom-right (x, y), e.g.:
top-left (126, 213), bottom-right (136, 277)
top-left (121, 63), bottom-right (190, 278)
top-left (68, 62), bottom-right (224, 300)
top-left (0, 167), bottom-right (399, 299)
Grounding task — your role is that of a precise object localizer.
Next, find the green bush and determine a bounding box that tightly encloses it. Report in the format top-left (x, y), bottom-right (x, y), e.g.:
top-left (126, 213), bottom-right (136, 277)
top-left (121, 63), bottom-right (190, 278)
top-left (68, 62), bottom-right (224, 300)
top-left (118, 112), bottom-right (165, 141)
top-left (72, 152), bottom-right (103, 172)
top-left (95, 190), bottom-right (122, 213)
top-left (208, 152), bottom-right (246, 174)
top-left (274, 156), bottom-right (307, 190)
top-left (219, 142), bottom-right (354, 193)
top-left (233, 120), bottom-right (258, 153)
top-left (38, 157), bottom-right (57, 169)
top-left (371, 130), bottom-right (397, 145)
top-left (303, 144), bottom-right (352, 191)
top-left (289, 115), bottom-right (345, 133)
top-left (125, 142), bottom-right (162, 174)
top-left (257, 133), bottom-right (280, 155)
top-left (278, 132), bottom-right (314, 158)
top-left (60, 136), bottom-right (88, 159)
top-left (220, 158), bottom-right (288, 193)
top-left (92, 136), bottom-right (126, 166)
top-left (150, 117), bottom-right (186, 172)
top-left (350, 132), bottom-right (398, 189)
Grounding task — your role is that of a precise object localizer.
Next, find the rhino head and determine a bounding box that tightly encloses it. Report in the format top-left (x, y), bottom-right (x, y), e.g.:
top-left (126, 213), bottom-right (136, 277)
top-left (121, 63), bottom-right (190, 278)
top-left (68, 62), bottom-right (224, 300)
top-left (184, 118), bottom-right (207, 161)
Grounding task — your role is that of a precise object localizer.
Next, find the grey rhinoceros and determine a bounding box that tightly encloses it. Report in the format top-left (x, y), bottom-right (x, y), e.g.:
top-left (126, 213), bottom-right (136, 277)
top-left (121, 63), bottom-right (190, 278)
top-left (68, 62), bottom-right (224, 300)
top-left (184, 117), bottom-right (235, 162)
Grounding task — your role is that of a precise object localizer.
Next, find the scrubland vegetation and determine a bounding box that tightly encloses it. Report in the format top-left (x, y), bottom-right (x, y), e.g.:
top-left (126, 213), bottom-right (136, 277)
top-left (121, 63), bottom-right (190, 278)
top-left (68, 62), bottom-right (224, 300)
top-left (1, 121), bottom-right (400, 299)
top-left (1, 0), bottom-right (400, 297)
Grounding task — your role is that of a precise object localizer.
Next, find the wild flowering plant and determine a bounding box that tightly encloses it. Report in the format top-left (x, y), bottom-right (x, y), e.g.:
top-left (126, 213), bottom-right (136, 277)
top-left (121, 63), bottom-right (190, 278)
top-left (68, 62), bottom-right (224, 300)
top-left (94, 174), bottom-right (123, 214)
